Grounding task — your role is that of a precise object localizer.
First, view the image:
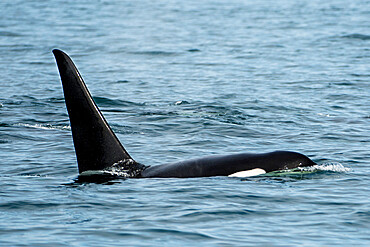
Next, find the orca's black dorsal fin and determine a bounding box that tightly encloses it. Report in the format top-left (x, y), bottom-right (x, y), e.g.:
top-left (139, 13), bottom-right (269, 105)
top-left (53, 49), bottom-right (133, 173)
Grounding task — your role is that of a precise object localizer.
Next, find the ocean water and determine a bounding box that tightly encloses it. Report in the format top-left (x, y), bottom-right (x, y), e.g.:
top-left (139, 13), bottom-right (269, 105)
top-left (0, 0), bottom-right (369, 246)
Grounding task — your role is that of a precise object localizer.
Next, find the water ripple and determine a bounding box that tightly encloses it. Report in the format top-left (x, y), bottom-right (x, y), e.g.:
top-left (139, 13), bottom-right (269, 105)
top-left (1, 0), bottom-right (369, 246)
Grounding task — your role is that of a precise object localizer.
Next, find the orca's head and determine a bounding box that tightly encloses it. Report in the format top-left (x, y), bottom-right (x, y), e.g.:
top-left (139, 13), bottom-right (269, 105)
top-left (269, 151), bottom-right (317, 171)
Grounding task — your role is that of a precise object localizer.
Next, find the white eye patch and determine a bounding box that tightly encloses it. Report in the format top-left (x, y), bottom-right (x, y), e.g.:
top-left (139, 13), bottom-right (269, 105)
top-left (228, 168), bottom-right (266, 178)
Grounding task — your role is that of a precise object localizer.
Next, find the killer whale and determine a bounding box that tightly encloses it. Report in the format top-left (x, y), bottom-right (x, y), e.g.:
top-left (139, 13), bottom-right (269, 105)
top-left (53, 49), bottom-right (317, 178)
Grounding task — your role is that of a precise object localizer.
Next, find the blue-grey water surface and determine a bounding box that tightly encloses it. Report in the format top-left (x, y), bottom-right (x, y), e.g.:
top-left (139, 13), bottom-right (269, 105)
top-left (0, 0), bottom-right (369, 246)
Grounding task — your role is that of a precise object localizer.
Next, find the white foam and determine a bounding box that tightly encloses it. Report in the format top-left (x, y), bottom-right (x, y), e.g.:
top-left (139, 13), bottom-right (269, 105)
top-left (79, 169), bottom-right (131, 178)
top-left (297, 162), bottom-right (350, 173)
top-left (17, 123), bottom-right (71, 131)
top-left (79, 159), bottom-right (137, 178)
top-left (228, 168), bottom-right (266, 178)
top-left (103, 166), bottom-right (131, 177)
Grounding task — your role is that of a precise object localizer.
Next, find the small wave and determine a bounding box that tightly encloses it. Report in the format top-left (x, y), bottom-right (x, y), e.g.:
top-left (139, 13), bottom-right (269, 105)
top-left (79, 159), bottom-right (145, 180)
top-left (297, 162), bottom-right (350, 173)
top-left (342, 33), bottom-right (370, 40)
top-left (16, 123), bottom-right (71, 131)
top-left (318, 113), bottom-right (331, 117)
top-left (79, 170), bottom-right (120, 176)
top-left (80, 168), bottom-right (130, 178)
top-left (259, 162), bottom-right (350, 180)
top-left (93, 96), bottom-right (144, 107)
top-left (116, 80), bottom-right (130, 84)
top-left (129, 50), bottom-right (179, 56)
top-left (174, 100), bottom-right (190, 105)
top-left (75, 170), bottom-right (127, 184)
top-left (187, 48), bottom-right (201, 52)
top-left (0, 201), bottom-right (60, 210)
top-left (0, 31), bottom-right (22, 37)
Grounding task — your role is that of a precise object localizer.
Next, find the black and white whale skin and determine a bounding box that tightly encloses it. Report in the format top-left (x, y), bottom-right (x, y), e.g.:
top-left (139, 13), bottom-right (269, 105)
top-left (52, 49), bottom-right (316, 179)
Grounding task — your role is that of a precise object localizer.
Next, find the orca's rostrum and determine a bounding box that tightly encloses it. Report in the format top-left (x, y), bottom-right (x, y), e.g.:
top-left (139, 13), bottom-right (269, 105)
top-left (53, 49), bottom-right (316, 179)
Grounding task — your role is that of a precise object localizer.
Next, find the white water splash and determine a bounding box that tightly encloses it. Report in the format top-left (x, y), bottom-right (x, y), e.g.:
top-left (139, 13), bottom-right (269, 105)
top-left (102, 166), bottom-right (131, 177)
top-left (17, 123), bottom-right (71, 131)
top-left (79, 159), bottom-right (142, 178)
top-left (297, 162), bottom-right (350, 173)
top-left (263, 162), bottom-right (351, 178)
top-left (318, 113), bottom-right (331, 117)
top-left (79, 169), bottom-right (130, 178)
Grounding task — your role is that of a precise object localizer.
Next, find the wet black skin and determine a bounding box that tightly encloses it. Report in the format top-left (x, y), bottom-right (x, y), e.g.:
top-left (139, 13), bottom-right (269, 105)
top-left (53, 49), bottom-right (316, 178)
top-left (141, 151), bottom-right (316, 178)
